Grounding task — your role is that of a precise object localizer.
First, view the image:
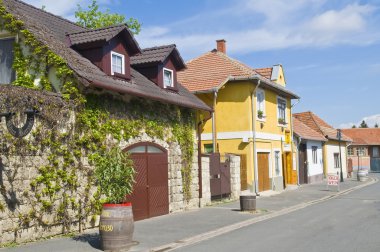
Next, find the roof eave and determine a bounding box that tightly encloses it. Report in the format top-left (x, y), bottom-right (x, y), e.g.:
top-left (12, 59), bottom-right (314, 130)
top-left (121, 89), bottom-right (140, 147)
top-left (228, 75), bottom-right (300, 99)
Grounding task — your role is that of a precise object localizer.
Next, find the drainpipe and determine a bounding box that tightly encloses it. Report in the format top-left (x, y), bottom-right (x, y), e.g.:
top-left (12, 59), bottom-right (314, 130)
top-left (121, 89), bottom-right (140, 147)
top-left (197, 111), bottom-right (212, 206)
top-left (251, 80), bottom-right (261, 195)
top-left (212, 90), bottom-right (218, 153)
top-left (291, 99), bottom-right (300, 185)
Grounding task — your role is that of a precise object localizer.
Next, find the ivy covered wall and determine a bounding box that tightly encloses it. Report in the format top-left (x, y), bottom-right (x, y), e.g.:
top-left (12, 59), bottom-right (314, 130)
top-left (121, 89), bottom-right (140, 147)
top-left (0, 4), bottom-right (201, 245)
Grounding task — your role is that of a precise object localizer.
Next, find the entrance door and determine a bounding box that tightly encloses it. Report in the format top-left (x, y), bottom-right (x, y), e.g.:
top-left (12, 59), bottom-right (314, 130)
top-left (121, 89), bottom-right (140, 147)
top-left (299, 144), bottom-right (308, 184)
top-left (125, 143), bottom-right (169, 221)
top-left (257, 152), bottom-right (270, 192)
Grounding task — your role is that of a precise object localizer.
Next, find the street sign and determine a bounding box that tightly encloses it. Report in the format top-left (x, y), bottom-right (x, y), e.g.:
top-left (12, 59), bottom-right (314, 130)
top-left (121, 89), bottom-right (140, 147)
top-left (327, 173), bottom-right (340, 191)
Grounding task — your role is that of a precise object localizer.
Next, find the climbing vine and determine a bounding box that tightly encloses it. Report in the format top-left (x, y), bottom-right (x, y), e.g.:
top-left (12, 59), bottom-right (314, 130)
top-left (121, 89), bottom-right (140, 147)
top-left (0, 2), bottom-right (195, 242)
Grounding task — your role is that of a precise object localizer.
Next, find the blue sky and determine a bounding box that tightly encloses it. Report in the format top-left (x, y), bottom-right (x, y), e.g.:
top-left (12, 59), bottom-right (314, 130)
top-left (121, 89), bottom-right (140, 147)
top-left (25, 0), bottom-right (380, 128)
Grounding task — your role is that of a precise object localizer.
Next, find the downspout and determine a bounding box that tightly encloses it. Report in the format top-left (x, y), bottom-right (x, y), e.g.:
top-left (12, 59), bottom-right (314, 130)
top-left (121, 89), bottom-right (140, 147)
top-left (251, 80), bottom-right (261, 195)
top-left (197, 111), bottom-right (212, 207)
top-left (291, 99), bottom-right (300, 185)
top-left (212, 90), bottom-right (218, 153)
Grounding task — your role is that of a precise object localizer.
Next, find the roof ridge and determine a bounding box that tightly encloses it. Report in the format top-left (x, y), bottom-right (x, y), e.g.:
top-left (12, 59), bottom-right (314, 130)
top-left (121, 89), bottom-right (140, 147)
top-left (141, 44), bottom-right (176, 52)
top-left (215, 51), bottom-right (255, 76)
top-left (186, 51), bottom-right (214, 65)
top-left (67, 23), bottom-right (127, 36)
top-left (9, 0), bottom-right (87, 30)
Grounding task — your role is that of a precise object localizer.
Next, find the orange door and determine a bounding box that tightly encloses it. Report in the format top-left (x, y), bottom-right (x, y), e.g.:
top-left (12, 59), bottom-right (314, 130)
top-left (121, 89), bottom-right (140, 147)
top-left (258, 153), bottom-right (270, 192)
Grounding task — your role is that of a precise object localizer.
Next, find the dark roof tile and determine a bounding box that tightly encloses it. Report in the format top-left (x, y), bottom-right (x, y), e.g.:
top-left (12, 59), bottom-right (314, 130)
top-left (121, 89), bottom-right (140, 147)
top-left (2, 0), bottom-right (211, 112)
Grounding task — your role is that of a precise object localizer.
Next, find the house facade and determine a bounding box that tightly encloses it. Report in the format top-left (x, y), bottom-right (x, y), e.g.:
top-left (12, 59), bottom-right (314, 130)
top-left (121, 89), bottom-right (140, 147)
top-left (342, 128), bottom-right (380, 173)
top-left (0, 0), bottom-right (212, 243)
top-left (178, 40), bottom-right (299, 194)
top-left (293, 116), bottom-right (326, 184)
top-left (294, 112), bottom-right (351, 179)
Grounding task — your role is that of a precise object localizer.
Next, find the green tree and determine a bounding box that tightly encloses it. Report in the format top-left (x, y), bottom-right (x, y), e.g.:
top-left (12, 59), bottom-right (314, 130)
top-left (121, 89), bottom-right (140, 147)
top-left (352, 125), bottom-right (356, 128)
top-left (75, 0), bottom-right (141, 34)
top-left (359, 120), bottom-right (368, 128)
top-left (375, 123), bottom-right (379, 128)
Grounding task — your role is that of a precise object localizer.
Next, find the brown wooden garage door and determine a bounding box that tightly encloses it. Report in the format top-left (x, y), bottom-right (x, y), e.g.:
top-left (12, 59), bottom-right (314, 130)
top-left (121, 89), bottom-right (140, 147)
top-left (125, 142), bottom-right (169, 221)
top-left (258, 152), bottom-right (270, 192)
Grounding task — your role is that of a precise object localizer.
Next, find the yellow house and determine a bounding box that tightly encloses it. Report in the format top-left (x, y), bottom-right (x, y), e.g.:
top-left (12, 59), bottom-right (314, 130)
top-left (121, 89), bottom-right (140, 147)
top-left (178, 40), bottom-right (300, 193)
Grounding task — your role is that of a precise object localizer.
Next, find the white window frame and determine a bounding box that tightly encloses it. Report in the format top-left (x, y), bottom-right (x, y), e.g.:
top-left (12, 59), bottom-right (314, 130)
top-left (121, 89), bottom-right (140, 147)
top-left (256, 88), bottom-right (266, 121)
top-left (111, 51), bottom-right (125, 75)
top-left (277, 96), bottom-right (287, 126)
top-left (347, 147), bottom-right (354, 156)
top-left (312, 146), bottom-right (318, 164)
top-left (334, 153), bottom-right (340, 168)
top-left (163, 68), bottom-right (174, 88)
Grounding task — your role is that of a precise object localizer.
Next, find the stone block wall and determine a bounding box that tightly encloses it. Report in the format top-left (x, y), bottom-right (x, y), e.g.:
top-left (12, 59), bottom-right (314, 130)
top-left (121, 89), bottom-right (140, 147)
top-left (228, 154), bottom-right (241, 200)
top-left (200, 156), bottom-right (211, 207)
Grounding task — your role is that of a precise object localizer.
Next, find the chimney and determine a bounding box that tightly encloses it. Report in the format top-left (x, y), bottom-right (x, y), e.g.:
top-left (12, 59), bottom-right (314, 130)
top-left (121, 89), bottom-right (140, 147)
top-left (216, 39), bottom-right (226, 54)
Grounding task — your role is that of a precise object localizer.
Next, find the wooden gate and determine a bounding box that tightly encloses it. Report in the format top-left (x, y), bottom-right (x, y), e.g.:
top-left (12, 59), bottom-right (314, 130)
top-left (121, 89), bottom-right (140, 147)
top-left (258, 152), bottom-right (270, 192)
top-left (209, 153), bottom-right (231, 198)
top-left (298, 144), bottom-right (308, 184)
top-left (125, 142), bottom-right (169, 221)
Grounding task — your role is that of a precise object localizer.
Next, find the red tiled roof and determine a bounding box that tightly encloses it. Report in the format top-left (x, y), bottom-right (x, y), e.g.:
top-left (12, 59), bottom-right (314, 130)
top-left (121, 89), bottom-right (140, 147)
top-left (293, 111), bottom-right (351, 142)
top-left (177, 50), bottom-right (256, 92)
top-left (293, 117), bottom-right (326, 142)
top-left (255, 67), bottom-right (272, 79)
top-left (341, 128), bottom-right (380, 145)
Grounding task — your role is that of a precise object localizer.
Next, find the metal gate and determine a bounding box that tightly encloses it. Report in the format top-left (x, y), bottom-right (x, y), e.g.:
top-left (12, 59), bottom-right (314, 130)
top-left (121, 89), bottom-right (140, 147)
top-left (125, 142), bottom-right (169, 221)
top-left (209, 153), bottom-right (231, 198)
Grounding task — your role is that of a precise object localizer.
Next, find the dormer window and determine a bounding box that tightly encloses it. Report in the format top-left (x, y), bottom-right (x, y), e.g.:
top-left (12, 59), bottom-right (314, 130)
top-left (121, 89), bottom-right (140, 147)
top-left (163, 68), bottom-right (173, 88)
top-left (111, 51), bottom-right (125, 75)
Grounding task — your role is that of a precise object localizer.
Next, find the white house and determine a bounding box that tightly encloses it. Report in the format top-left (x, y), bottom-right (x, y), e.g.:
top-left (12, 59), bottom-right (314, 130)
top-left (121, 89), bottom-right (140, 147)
top-left (293, 116), bottom-right (326, 184)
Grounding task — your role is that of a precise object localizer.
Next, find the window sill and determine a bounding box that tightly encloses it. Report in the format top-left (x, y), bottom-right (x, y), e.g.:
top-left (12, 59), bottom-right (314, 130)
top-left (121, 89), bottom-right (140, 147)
top-left (164, 86), bottom-right (178, 92)
top-left (112, 72), bottom-right (129, 80)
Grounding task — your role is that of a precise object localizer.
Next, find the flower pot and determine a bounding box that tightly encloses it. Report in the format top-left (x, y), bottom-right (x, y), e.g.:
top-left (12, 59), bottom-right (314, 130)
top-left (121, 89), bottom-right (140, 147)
top-left (99, 202), bottom-right (134, 251)
top-left (357, 170), bottom-right (368, 182)
top-left (240, 195), bottom-right (256, 211)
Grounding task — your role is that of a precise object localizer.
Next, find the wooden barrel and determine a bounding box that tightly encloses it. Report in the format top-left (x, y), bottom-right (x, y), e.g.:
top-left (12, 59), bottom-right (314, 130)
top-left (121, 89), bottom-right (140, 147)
top-left (240, 195), bottom-right (256, 211)
top-left (358, 170), bottom-right (368, 182)
top-left (99, 203), bottom-right (134, 251)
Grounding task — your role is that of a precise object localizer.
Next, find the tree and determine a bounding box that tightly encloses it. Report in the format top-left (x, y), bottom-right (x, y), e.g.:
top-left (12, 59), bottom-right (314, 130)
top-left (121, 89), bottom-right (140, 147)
top-left (375, 123), bottom-right (379, 128)
top-left (75, 0), bottom-right (141, 34)
top-left (359, 120), bottom-right (368, 128)
top-left (352, 125), bottom-right (357, 128)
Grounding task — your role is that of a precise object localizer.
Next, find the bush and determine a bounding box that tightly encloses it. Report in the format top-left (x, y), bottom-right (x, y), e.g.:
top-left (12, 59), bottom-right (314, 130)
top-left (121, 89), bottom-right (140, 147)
top-left (94, 147), bottom-right (135, 204)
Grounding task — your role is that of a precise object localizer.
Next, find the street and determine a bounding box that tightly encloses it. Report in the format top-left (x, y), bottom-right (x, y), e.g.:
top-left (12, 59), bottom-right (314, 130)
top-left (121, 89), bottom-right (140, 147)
top-left (174, 174), bottom-right (380, 252)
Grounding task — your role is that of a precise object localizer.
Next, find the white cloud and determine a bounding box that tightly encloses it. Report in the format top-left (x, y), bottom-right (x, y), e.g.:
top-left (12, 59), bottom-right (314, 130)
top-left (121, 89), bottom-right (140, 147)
top-left (339, 114), bottom-right (380, 128)
top-left (24, 0), bottom-right (114, 20)
top-left (24, 0), bottom-right (84, 18)
top-left (137, 1), bottom-right (380, 59)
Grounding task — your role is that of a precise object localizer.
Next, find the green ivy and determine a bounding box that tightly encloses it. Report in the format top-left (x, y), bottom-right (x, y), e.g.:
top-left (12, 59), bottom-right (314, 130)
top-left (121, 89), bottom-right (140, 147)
top-left (0, 2), bottom-right (196, 240)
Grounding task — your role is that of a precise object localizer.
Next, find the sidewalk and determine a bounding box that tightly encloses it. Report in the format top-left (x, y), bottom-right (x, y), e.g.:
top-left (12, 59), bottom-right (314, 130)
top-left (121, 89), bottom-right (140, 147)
top-left (1, 177), bottom-right (375, 252)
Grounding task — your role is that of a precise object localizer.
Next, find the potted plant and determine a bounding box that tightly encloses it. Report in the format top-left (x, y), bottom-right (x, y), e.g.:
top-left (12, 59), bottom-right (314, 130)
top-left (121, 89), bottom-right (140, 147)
top-left (278, 118), bottom-right (286, 125)
top-left (94, 146), bottom-right (136, 251)
top-left (257, 110), bottom-right (264, 119)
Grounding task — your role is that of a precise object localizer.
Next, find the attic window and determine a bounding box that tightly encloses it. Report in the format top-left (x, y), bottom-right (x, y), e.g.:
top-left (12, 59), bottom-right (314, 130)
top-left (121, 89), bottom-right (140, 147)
top-left (163, 68), bottom-right (174, 88)
top-left (111, 51), bottom-right (125, 75)
top-left (0, 37), bottom-right (16, 84)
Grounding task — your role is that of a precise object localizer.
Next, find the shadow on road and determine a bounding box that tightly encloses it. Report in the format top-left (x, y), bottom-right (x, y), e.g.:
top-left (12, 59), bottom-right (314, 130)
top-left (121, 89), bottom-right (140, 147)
top-left (71, 233), bottom-right (102, 250)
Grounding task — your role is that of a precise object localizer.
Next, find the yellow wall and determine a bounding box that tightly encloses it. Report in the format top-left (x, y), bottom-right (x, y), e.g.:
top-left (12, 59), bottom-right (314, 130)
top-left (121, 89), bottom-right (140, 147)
top-left (198, 80), bottom-right (297, 191)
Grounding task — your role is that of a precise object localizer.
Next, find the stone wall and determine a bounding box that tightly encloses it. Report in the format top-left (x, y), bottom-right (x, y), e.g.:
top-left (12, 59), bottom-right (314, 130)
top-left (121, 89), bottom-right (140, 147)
top-left (228, 154), bottom-right (241, 200)
top-left (200, 156), bottom-right (211, 207)
top-left (0, 91), bottom-right (203, 244)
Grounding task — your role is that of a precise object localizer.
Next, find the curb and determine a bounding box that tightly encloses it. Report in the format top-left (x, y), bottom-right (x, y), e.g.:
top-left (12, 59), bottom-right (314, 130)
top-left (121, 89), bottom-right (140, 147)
top-left (149, 177), bottom-right (378, 252)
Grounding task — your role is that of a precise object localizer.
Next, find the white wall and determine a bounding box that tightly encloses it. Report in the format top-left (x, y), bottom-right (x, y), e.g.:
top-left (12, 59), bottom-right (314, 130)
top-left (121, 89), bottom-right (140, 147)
top-left (306, 140), bottom-right (324, 176)
top-left (326, 143), bottom-right (347, 177)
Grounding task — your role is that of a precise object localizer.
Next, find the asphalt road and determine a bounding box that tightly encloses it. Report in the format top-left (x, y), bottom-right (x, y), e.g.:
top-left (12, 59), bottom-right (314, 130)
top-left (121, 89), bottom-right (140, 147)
top-left (175, 174), bottom-right (380, 252)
